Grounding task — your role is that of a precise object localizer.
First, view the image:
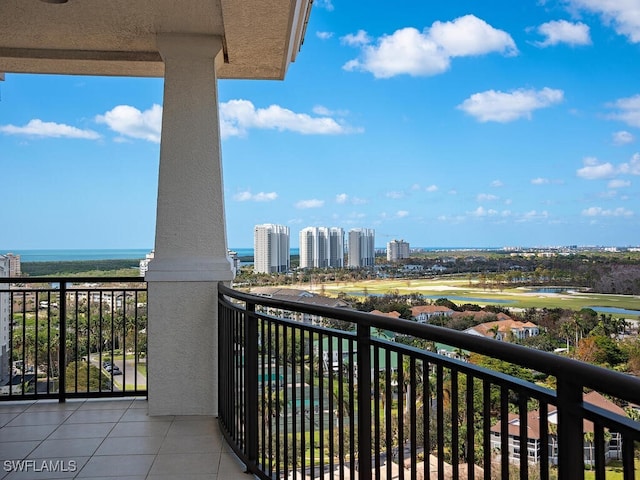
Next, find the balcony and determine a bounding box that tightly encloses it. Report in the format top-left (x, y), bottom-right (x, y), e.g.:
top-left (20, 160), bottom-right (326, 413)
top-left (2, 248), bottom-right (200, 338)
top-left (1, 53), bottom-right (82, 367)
top-left (0, 398), bottom-right (247, 479)
top-left (2, 278), bottom-right (640, 479)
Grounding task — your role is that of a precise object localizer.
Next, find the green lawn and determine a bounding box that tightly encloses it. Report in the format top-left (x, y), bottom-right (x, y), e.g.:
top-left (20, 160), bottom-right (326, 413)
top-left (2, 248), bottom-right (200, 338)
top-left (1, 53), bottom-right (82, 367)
top-left (315, 278), bottom-right (640, 317)
top-left (584, 460), bottom-right (640, 479)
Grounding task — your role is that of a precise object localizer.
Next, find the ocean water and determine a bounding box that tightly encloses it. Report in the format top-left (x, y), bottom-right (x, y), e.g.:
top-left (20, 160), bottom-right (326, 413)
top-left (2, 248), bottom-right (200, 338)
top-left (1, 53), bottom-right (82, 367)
top-left (6, 246), bottom-right (490, 263)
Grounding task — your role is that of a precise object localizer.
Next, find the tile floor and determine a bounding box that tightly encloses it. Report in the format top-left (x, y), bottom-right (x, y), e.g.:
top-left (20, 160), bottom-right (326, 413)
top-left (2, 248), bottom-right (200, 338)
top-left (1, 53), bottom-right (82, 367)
top-left (0, 398), bottom-right (251, 479)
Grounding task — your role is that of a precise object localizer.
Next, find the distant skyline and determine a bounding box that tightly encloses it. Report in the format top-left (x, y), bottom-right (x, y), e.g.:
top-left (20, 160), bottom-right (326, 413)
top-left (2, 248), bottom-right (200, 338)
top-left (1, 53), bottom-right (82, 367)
top-left (1, 1), bottom-right (639, 249)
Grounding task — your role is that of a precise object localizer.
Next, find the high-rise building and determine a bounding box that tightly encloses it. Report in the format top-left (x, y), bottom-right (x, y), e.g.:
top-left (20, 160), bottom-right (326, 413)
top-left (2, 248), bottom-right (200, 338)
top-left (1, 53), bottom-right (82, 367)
top-left (0, 255), bottom-right (12, 384)
top-left (387, 239), bottom-right (410, 262)
top-left (299, 227), bottom-right (344, 269)
top-left (347, 228), bottom-right (375, 268)
top-left (254, 224), bottom-right (290, 274)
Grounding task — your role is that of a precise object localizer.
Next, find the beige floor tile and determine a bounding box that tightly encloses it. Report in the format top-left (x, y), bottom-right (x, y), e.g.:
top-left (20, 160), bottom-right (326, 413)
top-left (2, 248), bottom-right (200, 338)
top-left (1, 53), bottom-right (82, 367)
top-left (166, 418), bottom-right (219, 437)
top-left (107, 420), bottom-right (171, 438)
top-left (95, 435), bottom-right (164, 456)
top-left (64, 409), bottom-right (126, 424)
top-left (0, 413), bottom-right (19, 428)
top-left (48, 422), bottom-right (116, 440)
top-left (28, 437), bottom-right (103, 459)
top-left (76, 454), bottom-right (155, 478)
top-left (148, 452), bottom-right (220, 476)
top-left (159, 433), bottom-right (224, 454)
top-left (6, 411), bottom-right (73, 427)
top-left (0, 441), bottom-right (40, 461)
top-left (0, 425), bottom-right (58, 442)
top-left (0, 399), bottom-right (255, 480)
top-left (24, 402), bottom-right (80, 413)
top-left (77, 399), bottom-right (134, 410)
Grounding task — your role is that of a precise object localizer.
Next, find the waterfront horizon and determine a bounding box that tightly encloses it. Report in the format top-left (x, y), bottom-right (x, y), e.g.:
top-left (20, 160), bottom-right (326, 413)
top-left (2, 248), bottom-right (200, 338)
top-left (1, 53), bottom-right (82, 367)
top-left (4, 246), bottom-right (508, 263)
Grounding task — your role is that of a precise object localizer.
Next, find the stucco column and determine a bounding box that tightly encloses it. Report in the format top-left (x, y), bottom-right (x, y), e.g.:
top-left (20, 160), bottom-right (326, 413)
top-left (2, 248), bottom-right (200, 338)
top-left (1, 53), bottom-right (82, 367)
top-left (146, 33), bottom-right (234, 416)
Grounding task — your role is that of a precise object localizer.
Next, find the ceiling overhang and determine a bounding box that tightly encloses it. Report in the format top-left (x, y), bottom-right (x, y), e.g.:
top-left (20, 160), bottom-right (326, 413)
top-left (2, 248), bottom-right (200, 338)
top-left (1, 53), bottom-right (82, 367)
top-left (0, 0), bottom-right (313, 79)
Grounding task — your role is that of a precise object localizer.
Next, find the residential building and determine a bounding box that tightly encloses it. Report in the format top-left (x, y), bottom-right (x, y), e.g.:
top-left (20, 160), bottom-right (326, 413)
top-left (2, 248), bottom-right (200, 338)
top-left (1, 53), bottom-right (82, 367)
top-left (347, 228), bottom-right (375, 268)
top-left (139, 250), bottom-right (154, 277)
top-left (411, 305), bottom-right (454, 324)
top-left (1, 253), bottom-right (20, 277)
top-left (250, 286), bottom-right (351, 325)
top-left (490, 391), bottom-right (625, 466)
top-left (387, 239), bottom-right (410, 262)
top-left (254, 224), bottom-right (290, 274)
top-left (299, 226), bottom-right (344, 269)
top-left (463, 316), bottom-right (540, 341)
top-left (228, 250), bottom-right (241, 276)
top-left (0, 255), bottom-right (11, 384)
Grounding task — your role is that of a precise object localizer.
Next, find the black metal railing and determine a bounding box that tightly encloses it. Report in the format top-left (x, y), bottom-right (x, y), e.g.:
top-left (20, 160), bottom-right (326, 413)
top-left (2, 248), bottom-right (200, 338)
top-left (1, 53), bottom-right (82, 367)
top-left (0, 277), bottom-right (147, 401)
top-left (218, 284), bottom-right (640, 480)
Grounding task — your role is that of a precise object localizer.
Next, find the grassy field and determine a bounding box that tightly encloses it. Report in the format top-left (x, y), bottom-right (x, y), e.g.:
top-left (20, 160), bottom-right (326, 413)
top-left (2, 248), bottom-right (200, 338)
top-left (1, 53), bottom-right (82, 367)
top-left (306, 277), bottom-right (640, 318)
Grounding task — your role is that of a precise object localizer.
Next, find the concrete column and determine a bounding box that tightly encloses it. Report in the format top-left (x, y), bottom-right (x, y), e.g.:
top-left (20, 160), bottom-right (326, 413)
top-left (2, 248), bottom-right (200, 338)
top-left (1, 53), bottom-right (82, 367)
top-left (146, 33), bottom-right (234, 416)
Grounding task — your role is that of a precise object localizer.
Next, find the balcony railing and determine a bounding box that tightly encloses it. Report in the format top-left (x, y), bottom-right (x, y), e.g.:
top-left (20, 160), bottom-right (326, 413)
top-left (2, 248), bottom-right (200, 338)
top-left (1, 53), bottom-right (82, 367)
top-left (218, 284), bottom-right (640, 480)
top-left (0, 277), bottom-right (147, 401)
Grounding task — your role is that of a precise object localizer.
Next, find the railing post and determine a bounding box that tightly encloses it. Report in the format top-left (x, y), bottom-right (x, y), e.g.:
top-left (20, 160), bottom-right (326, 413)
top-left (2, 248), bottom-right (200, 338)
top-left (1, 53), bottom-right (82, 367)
top-left (244, 301), bottom-right (259, 467)
top-left (357, 322), bottom-right (372, 479)
top-left (556, 375), bottom-right (583, 480)
top-left (58, 281), bottom-right (67, 403)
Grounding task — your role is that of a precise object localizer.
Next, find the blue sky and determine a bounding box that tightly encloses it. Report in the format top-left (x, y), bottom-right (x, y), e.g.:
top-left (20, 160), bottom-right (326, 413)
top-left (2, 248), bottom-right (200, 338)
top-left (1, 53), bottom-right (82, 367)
top-left (1, 0), bottom-right (640, 250)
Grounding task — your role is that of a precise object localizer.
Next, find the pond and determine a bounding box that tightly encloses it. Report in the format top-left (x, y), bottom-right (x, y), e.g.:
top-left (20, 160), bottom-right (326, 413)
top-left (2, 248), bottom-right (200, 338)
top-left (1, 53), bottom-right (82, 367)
top-left (584, 306), bottom-right (640, 316)
top-left (527, 287), bottom-right (578, 294)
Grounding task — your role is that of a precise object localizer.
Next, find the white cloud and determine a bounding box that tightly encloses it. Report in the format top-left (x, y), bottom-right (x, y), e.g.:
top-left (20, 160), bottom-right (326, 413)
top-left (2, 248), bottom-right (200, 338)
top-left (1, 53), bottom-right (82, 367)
top-left (619, 153), bottom-right (640, 175)
top-left (335, 193), bottom-right (348, 204)
top-left (316, 31), bottom-right (333, 40)
top-left (577, 157), bottom-right (616, 179)
top-left (491, 180), bottom-right (504, 187)
top-left (342, 15), bottom-right (516, 78)
top-left (233, 191), bottom-right (278, 202)
top-left (582, 206), bottom-right (634, 217)
top-left (314, 0), bottom-right (334, 11)
top-left (96, 104), bottom-right (162, 142)
top-left (607, 95), bottom-right (640, 128)
top-left (426, 184), bottom-right (439, 192)
top-left (613, 130), bottom-right (635, 145)
top-left (470, 206), bottom-right (498, 217)
top-left (295, 199), bottom-right (325, 209)
top-left (534, 20), bottom-right (591, 47)
top-left (220, 99), bottom-right (359, 138)
top-left (341, 30), bottom-right (372, 47)
top-left (608, 179), bottom-right (631, 188)
top-left (458, 87), bottom-right (564, 122)
top-left (531, 177), bottom-right (550, 185)
top-left (568, 0), bottom-right (640, 43)
top-left (477, 193), bottom-right (499, 202)
top-left (429, 15), bottom-right (518, 57)
top-left (0, 119), bottom-right (100, 140)
top-left (396, 210), bottom-right (410, 218)
top-left (522, 210), bottom-right (549, 221)
top-left (386, 191), bottom-right (405, 199)
top-left (577, 154), bottom-right (640, 179)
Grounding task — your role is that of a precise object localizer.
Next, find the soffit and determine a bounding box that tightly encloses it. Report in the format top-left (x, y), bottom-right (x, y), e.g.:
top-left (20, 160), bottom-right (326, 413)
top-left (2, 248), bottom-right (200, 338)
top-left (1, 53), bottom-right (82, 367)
top-left (0, 0), bottom-right (311, 79)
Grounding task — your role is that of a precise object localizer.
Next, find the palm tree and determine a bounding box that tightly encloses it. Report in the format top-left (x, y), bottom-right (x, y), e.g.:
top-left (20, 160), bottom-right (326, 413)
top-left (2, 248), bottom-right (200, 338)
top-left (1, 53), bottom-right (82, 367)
top-left (488, 324), bottom-right (501, 340)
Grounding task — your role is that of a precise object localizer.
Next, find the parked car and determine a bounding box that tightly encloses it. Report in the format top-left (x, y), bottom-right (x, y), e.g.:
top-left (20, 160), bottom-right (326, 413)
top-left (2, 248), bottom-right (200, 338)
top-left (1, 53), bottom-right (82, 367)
top-left (105, 363), bottom-right (120, 373)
